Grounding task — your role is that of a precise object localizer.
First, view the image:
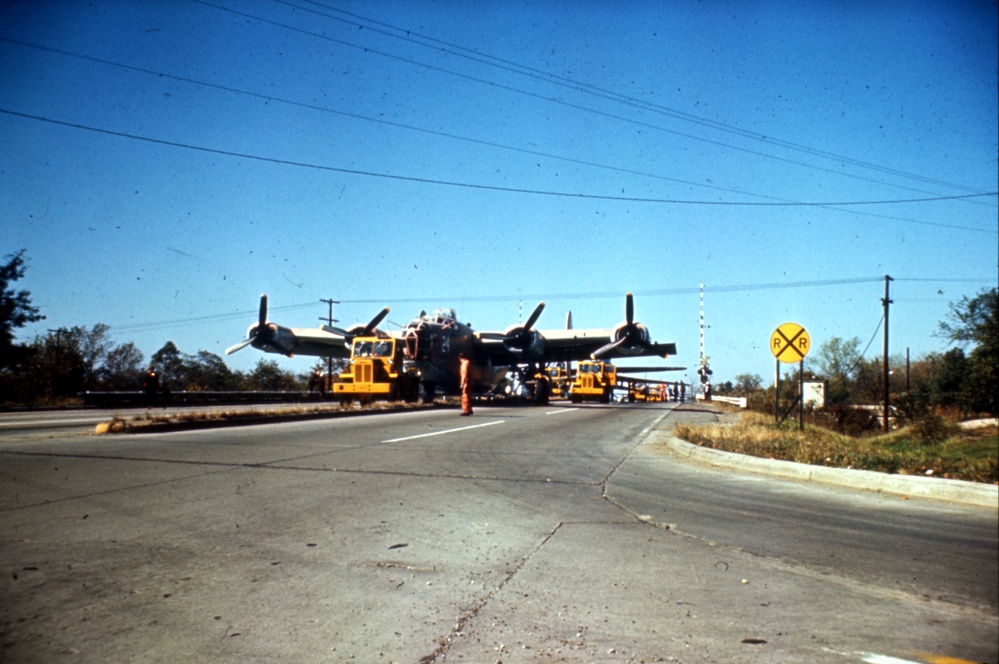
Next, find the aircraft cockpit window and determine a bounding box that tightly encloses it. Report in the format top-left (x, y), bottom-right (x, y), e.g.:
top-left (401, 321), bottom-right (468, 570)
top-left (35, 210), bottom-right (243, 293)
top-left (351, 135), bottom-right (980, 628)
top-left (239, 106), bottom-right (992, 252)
top-left (432, 307), bottom-right (457, 321)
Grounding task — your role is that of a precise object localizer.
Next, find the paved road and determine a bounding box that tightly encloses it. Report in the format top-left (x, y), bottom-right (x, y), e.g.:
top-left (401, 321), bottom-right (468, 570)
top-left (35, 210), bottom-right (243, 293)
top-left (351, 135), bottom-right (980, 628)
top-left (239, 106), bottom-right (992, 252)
top-left (0, 403), bottom-right (995, 663)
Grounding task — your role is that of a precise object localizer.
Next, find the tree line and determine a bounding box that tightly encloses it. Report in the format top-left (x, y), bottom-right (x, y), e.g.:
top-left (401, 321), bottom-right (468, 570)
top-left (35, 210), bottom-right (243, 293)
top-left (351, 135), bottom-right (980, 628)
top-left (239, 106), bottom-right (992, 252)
top-left (2, 249), bottom-right (996, 415)
top-left (1, 250), bottom-right (329, 405)
top-left (702, 288), bottom-right (996, 422)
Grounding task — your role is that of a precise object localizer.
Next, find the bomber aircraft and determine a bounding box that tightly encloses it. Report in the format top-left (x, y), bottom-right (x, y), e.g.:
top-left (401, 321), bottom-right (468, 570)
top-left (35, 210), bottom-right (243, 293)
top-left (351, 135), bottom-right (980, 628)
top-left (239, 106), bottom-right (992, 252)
top-left (226, 292), bottom-right (677, 404)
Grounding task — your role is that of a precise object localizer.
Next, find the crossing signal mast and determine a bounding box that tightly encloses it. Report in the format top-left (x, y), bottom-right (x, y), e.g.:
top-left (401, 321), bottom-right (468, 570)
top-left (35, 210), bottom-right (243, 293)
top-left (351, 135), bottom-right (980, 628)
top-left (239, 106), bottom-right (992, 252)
top-left (699, 282), bottom-right (712, 398)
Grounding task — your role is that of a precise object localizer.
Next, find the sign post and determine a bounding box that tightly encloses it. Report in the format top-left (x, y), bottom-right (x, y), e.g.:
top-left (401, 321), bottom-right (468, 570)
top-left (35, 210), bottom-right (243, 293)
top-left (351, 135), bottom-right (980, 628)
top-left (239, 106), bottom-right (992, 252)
top-left (770, 323), bottom-right (810, 429)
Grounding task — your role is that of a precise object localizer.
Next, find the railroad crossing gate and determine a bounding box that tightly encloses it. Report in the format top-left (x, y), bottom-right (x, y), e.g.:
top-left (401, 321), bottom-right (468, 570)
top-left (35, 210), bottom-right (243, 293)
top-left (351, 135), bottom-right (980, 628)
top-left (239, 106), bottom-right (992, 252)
top-left (770, 322), bottom-right (810, 364)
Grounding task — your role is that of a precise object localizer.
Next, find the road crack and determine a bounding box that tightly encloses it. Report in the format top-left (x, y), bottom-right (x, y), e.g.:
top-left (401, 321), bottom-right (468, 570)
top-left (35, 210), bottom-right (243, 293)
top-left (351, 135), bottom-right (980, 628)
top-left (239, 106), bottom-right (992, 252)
top-left (418, 521), bottom-right (565, 663)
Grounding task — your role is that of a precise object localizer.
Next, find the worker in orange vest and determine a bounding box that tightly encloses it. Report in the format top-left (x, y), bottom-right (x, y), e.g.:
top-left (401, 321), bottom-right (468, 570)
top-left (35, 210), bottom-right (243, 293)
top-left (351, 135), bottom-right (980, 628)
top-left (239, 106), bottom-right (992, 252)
top-left (459, 353), bottom-right (473, 416)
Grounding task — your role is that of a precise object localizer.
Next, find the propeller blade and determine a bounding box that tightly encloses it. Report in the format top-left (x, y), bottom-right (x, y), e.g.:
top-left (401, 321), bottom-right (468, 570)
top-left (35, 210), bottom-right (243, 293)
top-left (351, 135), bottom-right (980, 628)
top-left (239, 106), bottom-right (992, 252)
top-left (225, 338), bottom-right (254, 355)
top-left (565, 311), bottom-right (573, 330)
top-left (591, 336), bottom-right (628, 359)
top-left (625, 292), bottom-right (634, 326)
top-left (258, 294), bottom-right (268, 327)
top-left (363, 307), bottom-right (390, 335)
top-left (523, 301), bottom-right (545, 331)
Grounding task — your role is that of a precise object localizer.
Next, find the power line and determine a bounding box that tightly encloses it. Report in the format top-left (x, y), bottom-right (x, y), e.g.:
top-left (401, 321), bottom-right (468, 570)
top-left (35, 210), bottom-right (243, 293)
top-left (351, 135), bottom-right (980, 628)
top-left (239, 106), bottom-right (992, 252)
top-left (0, 36), bottom-right (787, 204)
top-left (4, 37), bottom-right (994, 233)
top-left (4, 109), bottom-right (995, 221)
top-left (289, 0), bottom-right (990, 197)
top-left (214, 0), bottom-right (993, 202)
top-left (103, 276), bottom-right (994, 335)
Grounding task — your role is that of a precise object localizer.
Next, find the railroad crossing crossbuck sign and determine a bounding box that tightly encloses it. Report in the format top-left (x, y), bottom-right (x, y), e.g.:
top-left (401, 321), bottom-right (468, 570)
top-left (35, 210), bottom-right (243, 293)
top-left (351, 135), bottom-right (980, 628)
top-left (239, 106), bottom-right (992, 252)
top-left (770, 322), bottom-right (810, 363)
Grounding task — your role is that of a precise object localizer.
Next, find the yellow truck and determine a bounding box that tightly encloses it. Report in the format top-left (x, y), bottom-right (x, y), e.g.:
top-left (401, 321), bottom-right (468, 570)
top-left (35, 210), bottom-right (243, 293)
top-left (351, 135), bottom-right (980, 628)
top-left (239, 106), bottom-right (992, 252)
top-left (544, 366), bottom-right (570, 399)
top-left (334, 336), bottom-right (418, 407)
top-left (627, 382), bottom-right (661, 403)
top-left (569, 360), bottom-right (616, 403)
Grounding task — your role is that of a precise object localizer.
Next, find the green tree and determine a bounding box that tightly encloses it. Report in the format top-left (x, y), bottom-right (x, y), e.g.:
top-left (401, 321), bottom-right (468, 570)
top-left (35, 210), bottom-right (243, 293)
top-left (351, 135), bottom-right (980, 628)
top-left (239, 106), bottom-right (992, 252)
top-left (185, 351), bottom-right (239, 391)
top-left (247, 359), bottom-right (301, 391)
top-left (151, 341), bottom-right (187, 386)
top-left (71, 324), bottom-right (114, 391)
top-left (939, 288), bottom-right (997, 415)
top-left (814, 336), bottom-right (862, 405)
top-left (0, 250), bottom-right (45, 366)
top-left (100, 342), bottom-right (146, 390)
top-left (733, 373), bottom-right (763, 393)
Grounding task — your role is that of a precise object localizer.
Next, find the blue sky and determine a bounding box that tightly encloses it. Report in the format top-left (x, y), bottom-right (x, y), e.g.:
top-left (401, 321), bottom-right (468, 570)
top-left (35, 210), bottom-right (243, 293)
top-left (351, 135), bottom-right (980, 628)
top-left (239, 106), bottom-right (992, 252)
top-left (2, 0), bottom-right (996, 387)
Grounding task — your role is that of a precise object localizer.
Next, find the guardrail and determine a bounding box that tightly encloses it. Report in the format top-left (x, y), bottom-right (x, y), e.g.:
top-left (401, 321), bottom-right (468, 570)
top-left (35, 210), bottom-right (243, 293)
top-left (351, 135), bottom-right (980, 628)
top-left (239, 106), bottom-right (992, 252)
top-left (695, 394), bottom-right (748, 408)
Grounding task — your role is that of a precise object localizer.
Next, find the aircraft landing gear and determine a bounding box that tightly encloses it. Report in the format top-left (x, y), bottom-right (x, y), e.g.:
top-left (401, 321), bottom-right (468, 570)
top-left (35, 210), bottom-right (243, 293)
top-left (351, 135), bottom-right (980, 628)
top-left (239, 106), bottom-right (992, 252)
top-left (422, 381), bottom-right (436, 404)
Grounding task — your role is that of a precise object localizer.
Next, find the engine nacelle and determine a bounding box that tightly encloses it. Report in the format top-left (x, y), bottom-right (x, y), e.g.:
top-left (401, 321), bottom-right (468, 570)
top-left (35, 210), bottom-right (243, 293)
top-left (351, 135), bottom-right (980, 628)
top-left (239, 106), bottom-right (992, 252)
top-left (344, 323), bottom-right (389, 339)
top-left (501, 325), bottom-right (547, 359)
top-left (247, 323), bottom-right (297, 356)
top-left (610, 320), bottom-right (651, 355)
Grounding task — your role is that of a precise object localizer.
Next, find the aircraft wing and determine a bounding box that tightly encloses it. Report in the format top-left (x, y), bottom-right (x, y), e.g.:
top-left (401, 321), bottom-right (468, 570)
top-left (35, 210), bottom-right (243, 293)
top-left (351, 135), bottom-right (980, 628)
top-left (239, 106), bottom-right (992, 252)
top-left (225, 295), bottom-right (386, 359)
top-left (225, 324), bottom-right (352, 358)
top-left (540, 329), bottom-right (677, 362)
top-left (280, 328), bottom-right (353, 358)
top-left (536, 327), bottom-right (615, 362)
top-left (474, 293), bottom-right (678, 365)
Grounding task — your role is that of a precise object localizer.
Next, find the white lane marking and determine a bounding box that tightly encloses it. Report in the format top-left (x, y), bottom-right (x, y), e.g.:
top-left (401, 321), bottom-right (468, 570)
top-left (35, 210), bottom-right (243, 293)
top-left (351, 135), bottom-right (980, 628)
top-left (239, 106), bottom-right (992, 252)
top-left (544, 408), bottom-right (578, 416)
top-left (0, 418), bottom-right (103, 428)
top-left (382, 420), bottom-right (505, 443)
top-left (860, 654), bottom-right (925, 664)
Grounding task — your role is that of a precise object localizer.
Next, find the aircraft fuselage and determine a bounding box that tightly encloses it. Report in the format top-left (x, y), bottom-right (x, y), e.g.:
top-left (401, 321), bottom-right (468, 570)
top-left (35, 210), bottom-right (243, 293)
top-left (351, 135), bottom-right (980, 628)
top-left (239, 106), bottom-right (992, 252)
top-left (401, 308), bottom-right (502, 395)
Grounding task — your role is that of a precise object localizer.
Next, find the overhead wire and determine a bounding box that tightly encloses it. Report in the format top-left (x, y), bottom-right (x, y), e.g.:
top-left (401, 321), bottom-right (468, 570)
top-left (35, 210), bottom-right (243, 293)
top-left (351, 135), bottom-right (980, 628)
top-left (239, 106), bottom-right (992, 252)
top-left (103, 276), bottom-right (995, 335)
top-left (2, 33), bottom-right (995, 232)
top-left (216, 0), bottom-right (994, 204)
top-left (4, 109), bottom-right (995, 225)
top-left (290, 0), bottom-right (990, 197)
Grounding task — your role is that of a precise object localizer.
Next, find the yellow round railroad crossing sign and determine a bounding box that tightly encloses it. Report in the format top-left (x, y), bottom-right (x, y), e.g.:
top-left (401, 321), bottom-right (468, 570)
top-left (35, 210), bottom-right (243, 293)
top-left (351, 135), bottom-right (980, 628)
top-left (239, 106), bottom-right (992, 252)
top-left (770, 322), bottom-right (810, 363)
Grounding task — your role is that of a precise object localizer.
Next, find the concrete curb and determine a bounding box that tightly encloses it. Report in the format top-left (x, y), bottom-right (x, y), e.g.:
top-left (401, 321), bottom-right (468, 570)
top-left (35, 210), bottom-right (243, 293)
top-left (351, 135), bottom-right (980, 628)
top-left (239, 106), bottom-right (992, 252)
top-left (98, 403), bottom-right (442, 435)
top-left (656, 432), bottom-right (999, 509)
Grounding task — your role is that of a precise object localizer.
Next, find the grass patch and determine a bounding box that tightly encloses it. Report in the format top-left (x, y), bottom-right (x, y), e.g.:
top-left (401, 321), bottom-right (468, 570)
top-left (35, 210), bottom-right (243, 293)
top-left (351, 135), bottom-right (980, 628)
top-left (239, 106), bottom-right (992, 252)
top-left (672, 411), bottom-right (998, 484)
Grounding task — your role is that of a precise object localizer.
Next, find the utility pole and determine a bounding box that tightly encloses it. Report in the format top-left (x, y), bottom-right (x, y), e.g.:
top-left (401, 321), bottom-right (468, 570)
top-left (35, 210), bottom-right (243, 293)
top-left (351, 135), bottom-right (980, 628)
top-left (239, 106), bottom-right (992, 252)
top-left (881, 275), bottom-right (893, 431)
top-left (319, 298), bottom-right (340, 393)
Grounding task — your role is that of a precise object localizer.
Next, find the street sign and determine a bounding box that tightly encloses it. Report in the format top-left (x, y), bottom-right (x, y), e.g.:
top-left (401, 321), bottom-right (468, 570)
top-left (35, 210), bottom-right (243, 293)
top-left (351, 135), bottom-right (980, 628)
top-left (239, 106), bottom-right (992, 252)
top-left (770, 322), bottom-right (810, 363)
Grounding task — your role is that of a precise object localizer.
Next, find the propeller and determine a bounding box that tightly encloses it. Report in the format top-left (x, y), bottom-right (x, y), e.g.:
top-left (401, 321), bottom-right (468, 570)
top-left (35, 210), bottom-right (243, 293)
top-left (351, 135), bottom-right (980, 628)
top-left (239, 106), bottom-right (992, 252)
top-left (225, 294), bottom-right (270, 355)
top-left (325, 307), bottom-right (390, 340)
top-left (480, 301), bottom-right (545, 354)
top-left (591, 292), bottom-right (657, 359)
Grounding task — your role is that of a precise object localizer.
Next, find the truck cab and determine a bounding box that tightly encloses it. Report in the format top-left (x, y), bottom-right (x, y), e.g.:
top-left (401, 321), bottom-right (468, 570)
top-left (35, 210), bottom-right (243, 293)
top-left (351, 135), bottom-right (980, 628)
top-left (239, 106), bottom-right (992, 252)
top-left (569, 360), bottom-right (617, 403)
top-left (333, 336), bottom-right (418, 407)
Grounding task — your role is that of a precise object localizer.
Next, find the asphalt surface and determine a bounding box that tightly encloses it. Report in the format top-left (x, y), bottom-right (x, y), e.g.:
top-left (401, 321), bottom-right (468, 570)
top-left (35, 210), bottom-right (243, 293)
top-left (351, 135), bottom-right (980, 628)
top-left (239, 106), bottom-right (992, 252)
top-left (0, 402), bottom-right (996, 663)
